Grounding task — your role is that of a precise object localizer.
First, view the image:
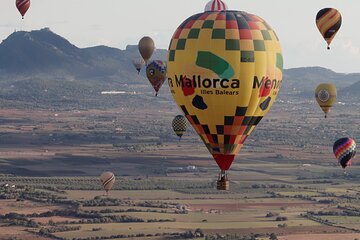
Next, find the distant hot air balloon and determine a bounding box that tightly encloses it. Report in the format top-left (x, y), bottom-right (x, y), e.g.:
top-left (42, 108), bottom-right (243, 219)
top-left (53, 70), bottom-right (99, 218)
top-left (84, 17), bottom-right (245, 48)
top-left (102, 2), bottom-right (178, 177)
top-left (146, 60), bottom-right (167, 96)
top-left (100, 172), bottom-right (115, 195)
top-left (132, 57), bottom-right (145, 74)
top-left (205, 0), bottom-right (228, 12)
top-left (315, 83), bottom-right (337, 118)
top-left (333, 138), bottom-right (356, 172)
top-left (138, 37), bottom-right (155, 64)
top-left (167, 3), bottom-right (283, 190)
top-left (316, 8), bottom-right (342, 50)
top-left (172, 115), bottom-right (187, 140)
top-left (16, 0), bottom-right (30, 19)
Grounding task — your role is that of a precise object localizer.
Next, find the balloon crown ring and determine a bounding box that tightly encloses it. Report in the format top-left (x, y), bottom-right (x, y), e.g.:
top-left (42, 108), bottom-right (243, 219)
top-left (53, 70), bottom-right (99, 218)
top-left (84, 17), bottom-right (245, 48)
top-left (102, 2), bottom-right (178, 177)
top-left (205, 0), bottom-right (228, 12)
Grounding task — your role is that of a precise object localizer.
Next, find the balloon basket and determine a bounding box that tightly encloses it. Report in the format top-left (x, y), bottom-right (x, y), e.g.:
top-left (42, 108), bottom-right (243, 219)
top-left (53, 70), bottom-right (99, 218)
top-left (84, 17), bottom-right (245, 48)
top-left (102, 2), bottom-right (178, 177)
top-left (217, 180), bottom-right (229, 191)
top-left (217, 171), bottom-right (229, 191)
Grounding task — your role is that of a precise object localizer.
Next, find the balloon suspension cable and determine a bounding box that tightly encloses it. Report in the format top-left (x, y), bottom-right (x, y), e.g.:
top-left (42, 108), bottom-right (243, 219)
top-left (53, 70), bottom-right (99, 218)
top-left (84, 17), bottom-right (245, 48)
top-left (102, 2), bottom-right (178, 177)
top-left (219, 170), bottom-right (227, 181)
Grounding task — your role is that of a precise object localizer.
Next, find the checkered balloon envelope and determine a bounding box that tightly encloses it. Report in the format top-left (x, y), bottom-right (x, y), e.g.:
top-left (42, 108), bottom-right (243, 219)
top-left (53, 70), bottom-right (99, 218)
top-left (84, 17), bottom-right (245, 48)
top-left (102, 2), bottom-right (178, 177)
top-left (167, 7), bottom-right (283, 171)
top-left (172, 115), bottom-right (187, 138)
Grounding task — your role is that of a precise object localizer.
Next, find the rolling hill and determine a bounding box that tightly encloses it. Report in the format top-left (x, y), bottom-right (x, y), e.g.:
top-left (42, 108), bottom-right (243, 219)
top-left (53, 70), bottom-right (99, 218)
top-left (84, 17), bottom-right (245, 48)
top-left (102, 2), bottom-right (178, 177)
top-left (0, 28), bottom-right (358, 108)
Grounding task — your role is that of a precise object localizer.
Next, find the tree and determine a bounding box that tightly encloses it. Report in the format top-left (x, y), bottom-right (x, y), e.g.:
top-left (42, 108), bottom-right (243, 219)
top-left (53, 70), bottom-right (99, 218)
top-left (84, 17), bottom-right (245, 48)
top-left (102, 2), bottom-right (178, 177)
top-left (195, 228), bottom-right (204, 237)
top-left (269, 233), bottom-right (278, 240)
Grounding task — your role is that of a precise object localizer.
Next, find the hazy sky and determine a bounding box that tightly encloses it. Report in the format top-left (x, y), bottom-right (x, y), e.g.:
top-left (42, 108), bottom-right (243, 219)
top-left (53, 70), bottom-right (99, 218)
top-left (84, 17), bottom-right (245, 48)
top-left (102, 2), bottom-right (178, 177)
top-left (0, 0), bottom-right (359, 73)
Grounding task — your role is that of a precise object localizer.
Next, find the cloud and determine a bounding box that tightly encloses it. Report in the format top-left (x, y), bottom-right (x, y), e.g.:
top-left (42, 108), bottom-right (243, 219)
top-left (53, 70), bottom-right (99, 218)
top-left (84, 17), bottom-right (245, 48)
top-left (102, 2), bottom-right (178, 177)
top-left (0, 24), bottom-right (14, 28)
top-left (342, 40), bottom-right (360, 57)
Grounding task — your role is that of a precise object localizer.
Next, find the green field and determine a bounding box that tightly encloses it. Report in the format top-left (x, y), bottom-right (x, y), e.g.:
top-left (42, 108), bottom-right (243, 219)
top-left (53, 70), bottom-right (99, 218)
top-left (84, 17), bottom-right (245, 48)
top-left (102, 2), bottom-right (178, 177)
top-left (2, 172), bottom-right (360, 240)
top-left (1, 103), bottom-right (360, 240)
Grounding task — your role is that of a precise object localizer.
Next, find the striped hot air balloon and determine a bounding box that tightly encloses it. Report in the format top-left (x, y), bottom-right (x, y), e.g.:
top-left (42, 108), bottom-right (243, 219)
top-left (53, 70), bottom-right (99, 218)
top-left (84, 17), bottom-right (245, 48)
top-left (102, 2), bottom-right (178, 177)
top-left (16, 0), bottom-right (30, 19)
top-left (172, 115), bottom-right (187, 140)
top-left (316, 8), bottom-right (342, 50)
top-left (100, 172), bottom-right (115, 195)
top-left (333, 138), bottom-right (356, 170)
top-left (205, 0), bottom-right (228, 12)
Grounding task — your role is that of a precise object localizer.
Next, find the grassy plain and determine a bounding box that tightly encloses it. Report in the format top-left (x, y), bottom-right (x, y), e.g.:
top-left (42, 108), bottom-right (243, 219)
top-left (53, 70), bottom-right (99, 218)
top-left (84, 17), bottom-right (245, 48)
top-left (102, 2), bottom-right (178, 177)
top-left (1, 100), bottom-right (360, 239)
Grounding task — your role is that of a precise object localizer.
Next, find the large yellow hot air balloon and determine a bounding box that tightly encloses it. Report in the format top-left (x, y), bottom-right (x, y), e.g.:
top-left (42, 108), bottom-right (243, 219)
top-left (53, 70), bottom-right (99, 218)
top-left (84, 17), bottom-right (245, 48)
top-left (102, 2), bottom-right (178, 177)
top-left (316, 8), bottom-right (342, 50)
top-left (100, 172), bottom-right (115, 195)
top-left (315, 83), bottom-right (337, 118)
top-left (167, 5), bottom-right (283, 190)
top-left (138, 37), bottom-right (155, 64)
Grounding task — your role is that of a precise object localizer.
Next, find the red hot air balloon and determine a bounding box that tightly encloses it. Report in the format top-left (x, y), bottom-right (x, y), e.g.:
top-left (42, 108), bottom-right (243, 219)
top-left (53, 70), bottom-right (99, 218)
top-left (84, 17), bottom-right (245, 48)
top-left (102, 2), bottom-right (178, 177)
top-left (16, 0), bottom-right (30, 19)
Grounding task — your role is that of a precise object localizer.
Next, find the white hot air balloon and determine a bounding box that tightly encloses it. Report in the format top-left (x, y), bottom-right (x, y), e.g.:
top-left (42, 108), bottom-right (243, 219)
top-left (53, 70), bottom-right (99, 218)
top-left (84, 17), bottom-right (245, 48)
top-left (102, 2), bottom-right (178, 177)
top-left (132, 57), bottom-right (145, 74)
top-left (100, 172), bottom-right (115, 195)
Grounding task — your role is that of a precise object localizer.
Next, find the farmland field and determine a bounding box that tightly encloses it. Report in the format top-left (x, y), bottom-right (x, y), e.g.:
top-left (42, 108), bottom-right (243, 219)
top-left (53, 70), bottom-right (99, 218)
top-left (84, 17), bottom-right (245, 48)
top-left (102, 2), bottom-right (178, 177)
top-left (1, 171), bottom-right (360, 239)
top-left (0, 99), bottom-right (360, 239)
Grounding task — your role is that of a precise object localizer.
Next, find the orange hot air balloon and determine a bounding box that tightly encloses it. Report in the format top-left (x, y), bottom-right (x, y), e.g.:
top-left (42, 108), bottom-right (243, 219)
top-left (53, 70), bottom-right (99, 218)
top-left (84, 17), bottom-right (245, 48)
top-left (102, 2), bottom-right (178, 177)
top-left (16, 0), bottom-right (30, 19)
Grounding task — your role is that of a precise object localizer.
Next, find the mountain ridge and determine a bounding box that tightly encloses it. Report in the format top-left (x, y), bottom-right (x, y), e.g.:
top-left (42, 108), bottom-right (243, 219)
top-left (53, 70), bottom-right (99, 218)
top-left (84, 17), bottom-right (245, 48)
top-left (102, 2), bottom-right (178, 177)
top-left (0, 28), bottom-right (359, 108)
